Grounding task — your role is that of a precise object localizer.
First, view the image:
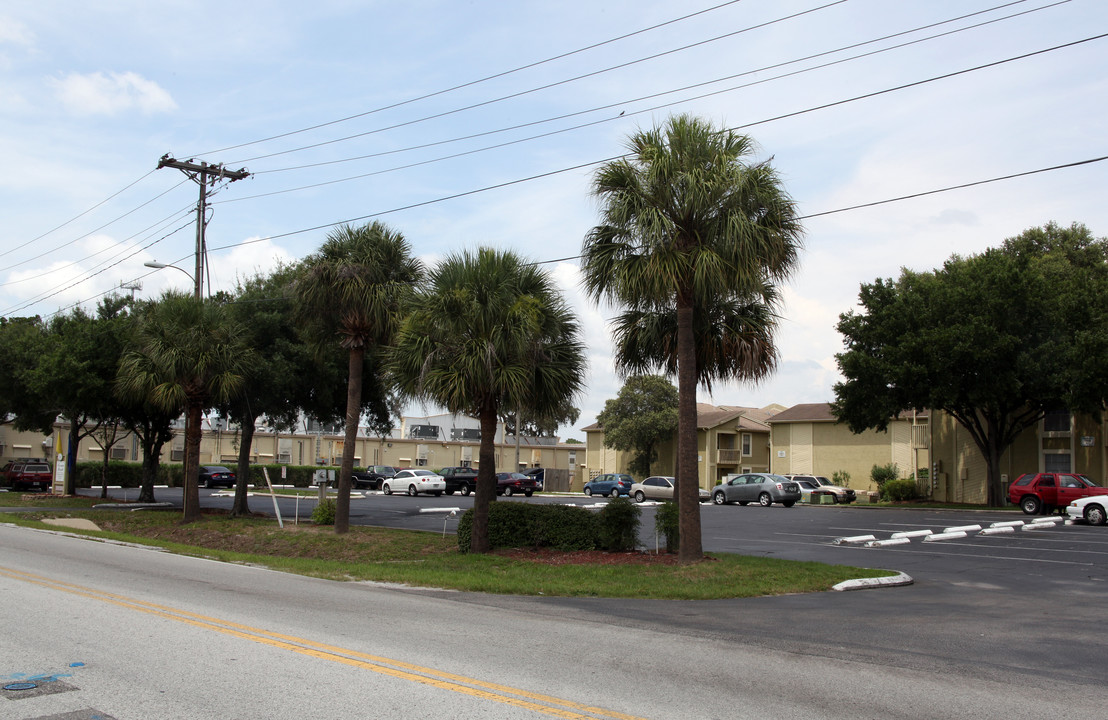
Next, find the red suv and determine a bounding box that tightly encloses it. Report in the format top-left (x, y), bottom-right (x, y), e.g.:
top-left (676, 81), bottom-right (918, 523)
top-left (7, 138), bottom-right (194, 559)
top-left (1007, 472), bottom-right (1108, 515)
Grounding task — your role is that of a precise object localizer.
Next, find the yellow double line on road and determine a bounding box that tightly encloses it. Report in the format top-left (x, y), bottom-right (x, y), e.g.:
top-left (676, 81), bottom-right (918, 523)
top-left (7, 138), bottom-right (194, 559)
top-left (1, 565), bottom-right (646, 719)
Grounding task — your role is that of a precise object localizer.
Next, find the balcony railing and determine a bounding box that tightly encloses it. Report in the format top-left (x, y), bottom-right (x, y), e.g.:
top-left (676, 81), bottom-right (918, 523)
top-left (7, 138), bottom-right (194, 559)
top-left (717, 448), bottom-right (743, 464)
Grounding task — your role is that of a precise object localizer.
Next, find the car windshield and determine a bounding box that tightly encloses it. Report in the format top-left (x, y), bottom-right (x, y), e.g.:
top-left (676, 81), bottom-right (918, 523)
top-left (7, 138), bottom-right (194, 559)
top-left (1076, 475), bottom-right (1099, 488)
top-left (815, 477), bottom-right (834, 486)
top-left (768, 474), bottom-right (791, 482)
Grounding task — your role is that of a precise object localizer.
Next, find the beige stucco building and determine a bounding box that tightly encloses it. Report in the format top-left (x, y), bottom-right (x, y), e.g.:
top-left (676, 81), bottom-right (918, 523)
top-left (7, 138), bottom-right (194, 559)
top-left (582, 403), bottom-right (783, 490)
top-left (929, 408), bottom-right (1107, 504)
top-left (767, 403), bottom-right (929, 494)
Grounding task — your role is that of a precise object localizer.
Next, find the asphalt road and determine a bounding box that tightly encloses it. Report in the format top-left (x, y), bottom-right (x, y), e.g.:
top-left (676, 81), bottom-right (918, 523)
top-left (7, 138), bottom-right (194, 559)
top-left (3, 487), bottom-right (1105, 718)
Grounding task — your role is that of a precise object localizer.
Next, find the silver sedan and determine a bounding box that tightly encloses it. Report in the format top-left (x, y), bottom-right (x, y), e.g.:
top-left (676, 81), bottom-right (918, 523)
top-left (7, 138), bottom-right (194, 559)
top-left (711, 473), bottom-right (801, 507)
top-left (630, 476), bottom-right (710, 503)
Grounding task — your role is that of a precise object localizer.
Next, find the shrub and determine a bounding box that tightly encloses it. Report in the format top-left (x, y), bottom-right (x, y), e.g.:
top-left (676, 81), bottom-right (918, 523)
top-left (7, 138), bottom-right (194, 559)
top-left (311, 499), bottom-right (336, 525)
top-left (832, 470), bottom-right (851, 487)
top-left (870, 463), bottom-right (899, 488)
top-left (457, 502), bottom-right (599, 553)
top-left (881, 478), bottom-right (919, 502)
top-left (597, 498), bottom-right (641, 552)
top-left (655, 501), bottom-right (679, 553)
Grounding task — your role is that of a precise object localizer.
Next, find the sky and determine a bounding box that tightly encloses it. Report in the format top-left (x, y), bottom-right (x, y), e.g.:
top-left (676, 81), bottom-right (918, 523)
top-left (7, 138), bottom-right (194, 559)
top-left (2, 0), bottom-right (1106, 440)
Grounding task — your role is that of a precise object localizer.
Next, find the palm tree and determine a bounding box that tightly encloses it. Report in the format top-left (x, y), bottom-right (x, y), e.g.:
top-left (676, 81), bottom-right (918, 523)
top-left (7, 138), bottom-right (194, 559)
top-left (390, 248), bottom-right (585, 553)
top-left (581, 115), bottom-right (802, 563)
top-left (117, 291), bottom-right (252, 522)
top-left (294, 221), bottom-right (423, 534)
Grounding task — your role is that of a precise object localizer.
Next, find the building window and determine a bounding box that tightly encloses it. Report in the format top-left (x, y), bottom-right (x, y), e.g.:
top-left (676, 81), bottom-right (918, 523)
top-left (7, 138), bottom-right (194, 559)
top-left (1044, 452), bottom-right (1071, 473)
top-left (110, 447), bottom-right (127, 460)
top-left (1043, 409), bottom-right (1071, 434)
top-left (568, 450), bottom-right (577, 469)
top-left (741, 433), bottom-right (752, 456)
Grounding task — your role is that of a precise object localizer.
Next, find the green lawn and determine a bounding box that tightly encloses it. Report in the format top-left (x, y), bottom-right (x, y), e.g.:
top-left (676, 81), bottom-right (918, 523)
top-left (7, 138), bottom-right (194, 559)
top-left (1, 502), bottom-right (897, 599)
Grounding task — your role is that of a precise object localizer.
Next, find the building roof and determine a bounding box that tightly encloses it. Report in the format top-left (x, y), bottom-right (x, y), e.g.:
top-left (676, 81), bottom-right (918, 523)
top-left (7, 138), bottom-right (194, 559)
top-left (768, 402), bottom-right (928, 424)
top-left (585, 403), bottom-right (779, 434)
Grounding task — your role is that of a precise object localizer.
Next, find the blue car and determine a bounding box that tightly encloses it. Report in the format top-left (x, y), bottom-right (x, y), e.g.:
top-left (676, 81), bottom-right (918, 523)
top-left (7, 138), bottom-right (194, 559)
top-left (583, 473), bottom-right (634, 498)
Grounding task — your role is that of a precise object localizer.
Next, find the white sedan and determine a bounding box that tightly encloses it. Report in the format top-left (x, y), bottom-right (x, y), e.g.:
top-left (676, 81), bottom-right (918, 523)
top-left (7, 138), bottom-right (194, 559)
top-left (382, 469), bottom-right (445, 497)
top-left (630, 476), bottom-right (710, 503)
top-left (1065, 496), bottom-right (1108, 525)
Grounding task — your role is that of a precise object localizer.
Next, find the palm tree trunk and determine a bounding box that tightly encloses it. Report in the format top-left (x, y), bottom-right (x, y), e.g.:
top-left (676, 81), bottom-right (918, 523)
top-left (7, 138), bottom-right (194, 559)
top-left (676, 299), bottom-right (703, 563)
top-left (335, 345), bottom-right (364, 534)
top-left (183, 400), bottom-right (203, 523)
top-left (232, 415), bottom-right (255, 517)
top-left (471, 403), bottom-right (499, 553)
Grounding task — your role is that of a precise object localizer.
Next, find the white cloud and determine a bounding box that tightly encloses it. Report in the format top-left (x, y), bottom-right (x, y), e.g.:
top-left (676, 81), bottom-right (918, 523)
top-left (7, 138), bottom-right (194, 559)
top-left (0, 16), bottom-right (34, 46)
top-left (50, 71), bottom-right (176, 116)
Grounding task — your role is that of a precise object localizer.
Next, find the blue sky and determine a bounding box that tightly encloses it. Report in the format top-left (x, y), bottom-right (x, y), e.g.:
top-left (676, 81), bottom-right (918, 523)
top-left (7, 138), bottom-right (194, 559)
top-left (2, 0), bottom-right (1106, 438)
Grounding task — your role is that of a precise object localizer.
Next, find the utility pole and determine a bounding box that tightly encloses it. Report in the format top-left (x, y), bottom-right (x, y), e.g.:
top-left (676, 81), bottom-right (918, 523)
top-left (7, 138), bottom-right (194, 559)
top-left (156, 155), bottom-right (249, 299)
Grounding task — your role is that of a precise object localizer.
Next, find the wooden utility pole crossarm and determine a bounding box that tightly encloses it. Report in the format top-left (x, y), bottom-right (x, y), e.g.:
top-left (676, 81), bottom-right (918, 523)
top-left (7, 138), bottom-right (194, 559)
top-left (156, 154), bottom-right (250, 298)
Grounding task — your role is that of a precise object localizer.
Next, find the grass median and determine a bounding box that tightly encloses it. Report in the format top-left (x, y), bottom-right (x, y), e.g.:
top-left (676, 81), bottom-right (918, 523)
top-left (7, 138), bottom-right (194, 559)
top-left (1, 502), bottom-right (897, 599)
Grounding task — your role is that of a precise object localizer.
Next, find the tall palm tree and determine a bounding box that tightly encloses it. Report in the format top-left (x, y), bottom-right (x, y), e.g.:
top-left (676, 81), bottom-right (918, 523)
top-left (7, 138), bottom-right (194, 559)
top-left (294, 221), bottom-right (423, 534)
top-left (117, 291), bottom-right (252, 522)
top-left (582, 115), bottom-right (802, 563)
top-left (390, 248), bottom-right (585, 553)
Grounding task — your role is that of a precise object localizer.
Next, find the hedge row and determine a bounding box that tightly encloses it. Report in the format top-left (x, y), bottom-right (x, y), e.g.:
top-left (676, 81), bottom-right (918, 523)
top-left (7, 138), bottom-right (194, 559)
top-left (456, 498), bottom-right (642, 553)
top-left (71, 461), bottom-right (346, 489)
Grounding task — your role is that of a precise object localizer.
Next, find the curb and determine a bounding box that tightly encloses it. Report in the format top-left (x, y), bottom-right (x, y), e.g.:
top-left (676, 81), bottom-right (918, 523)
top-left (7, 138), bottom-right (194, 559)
top-left (832, 571), bottom-right (914, 592)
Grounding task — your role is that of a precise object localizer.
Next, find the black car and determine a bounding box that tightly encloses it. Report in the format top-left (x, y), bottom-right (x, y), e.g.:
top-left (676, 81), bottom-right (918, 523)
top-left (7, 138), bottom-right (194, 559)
top-left (198, 465), bottom-right (236, 489)
top-left (351, 465), bottom-right (396, 490)
top-left (523, 467), bottom-right (545, 491)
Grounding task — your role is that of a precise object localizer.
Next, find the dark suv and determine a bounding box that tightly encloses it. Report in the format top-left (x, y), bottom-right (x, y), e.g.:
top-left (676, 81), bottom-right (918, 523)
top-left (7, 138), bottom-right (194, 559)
top-left (351, 465), bottom-right (396, 490)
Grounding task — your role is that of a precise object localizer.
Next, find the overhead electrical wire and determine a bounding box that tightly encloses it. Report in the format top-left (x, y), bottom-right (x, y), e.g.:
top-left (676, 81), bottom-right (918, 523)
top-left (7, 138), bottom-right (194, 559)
top-left (220, 0), bottom-right (1070, 205)
top-left (9, 8), bottom-right (1097, 316)
top-left (254, 0), bottom-right (1056, 177)
top-left (0, 169), bottom-right (160, 261)
top-left (191, 0), bottom-right (751, 157)
top-left (225, 1), bottom-right (850, 165)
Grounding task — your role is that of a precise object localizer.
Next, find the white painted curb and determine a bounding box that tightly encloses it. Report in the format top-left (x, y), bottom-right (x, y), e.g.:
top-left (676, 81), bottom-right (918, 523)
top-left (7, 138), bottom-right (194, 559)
top-left (864, 538), bottom-right (911, 547)
top-left (890, 530), bottom-right (932, 539)
top-left (978, 526), bottom-right (1015, 535)
top-left (832, 534), bottom-right (876, 545)
top-left (944, 524), bottom-right (982, 534)
top-left (833, 571), bottom-right (914, 591)
top-left (923, 531), bottom-right (967, 542)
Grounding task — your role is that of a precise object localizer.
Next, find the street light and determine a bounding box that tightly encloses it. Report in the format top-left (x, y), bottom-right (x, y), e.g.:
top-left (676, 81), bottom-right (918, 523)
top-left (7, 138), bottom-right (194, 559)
top-left (144, 261), bottom-right (200, 298)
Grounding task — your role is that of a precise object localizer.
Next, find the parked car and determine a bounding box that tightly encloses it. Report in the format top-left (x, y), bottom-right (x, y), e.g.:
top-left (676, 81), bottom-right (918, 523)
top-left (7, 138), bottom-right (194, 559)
top-left (4, 461), bottom-right (52, 491)
top-left (438, 466), bottom-right (479, 495)
top-left (350, 465), bottom-right (395, 490)
top-left (1007, 472), bottom-right (1108, 514)
top-left (630, 476), bottom-right (709, 503)
top-left (522, 467), bottom-right (545, 491)
top-left (784, 474), bottom-right (856, 503)
top-left (583, 473), bottom-right (634, 498)
top-left (198, 465), bottom-right (235, 489)
top-left (495, 472), bottom-right (538, 497)
top-left (1065, 495), bottom-right (1108, 525)
top-left (382, 469), bottom-right (445, 496)
top-left (712, 473), bottom-right (801, 507)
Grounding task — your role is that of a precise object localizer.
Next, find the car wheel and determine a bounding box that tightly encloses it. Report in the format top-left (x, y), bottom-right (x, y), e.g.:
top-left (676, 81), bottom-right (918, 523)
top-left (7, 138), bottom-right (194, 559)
top-left (1085, 504), bottom-right (1108, 526)
top-left (609, 488), bottom-right (621, 498)
top-left (524, 490), bottom-right (533, 497)
top-left (383, 483), bottom-right (392, 495)
top-left (461, 484), bottom-right (472, 496)
top-left (634, 491), bottom-right (645, 503)
top-left (584, 487), bottom-right (593, 497)
top-left (407, 484), bottom-right (418, 497)
top-left (782, 500), bottom-right (796, 508)
top-left (758, 492), bottom-right (772, 507)
top-left (712, 491), bottom-right (725, 505)
top-left (204, 478), bottom-right (213, 489)
top-left (505, 486), bottom-right (514, 497)
top-left (1020, 495), bottom-right (1041, 515)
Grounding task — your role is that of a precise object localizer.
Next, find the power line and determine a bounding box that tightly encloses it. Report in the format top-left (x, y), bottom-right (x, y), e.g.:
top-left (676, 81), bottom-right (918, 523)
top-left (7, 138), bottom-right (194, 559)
top-left (218, 20), bottom-right (1096, 208)
top-left (225, 1), bottom-right (849, 165)
top-left (253, 0), bottom-right (1055, 177)
top-left (190, 0), bottom-right (750, 157)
